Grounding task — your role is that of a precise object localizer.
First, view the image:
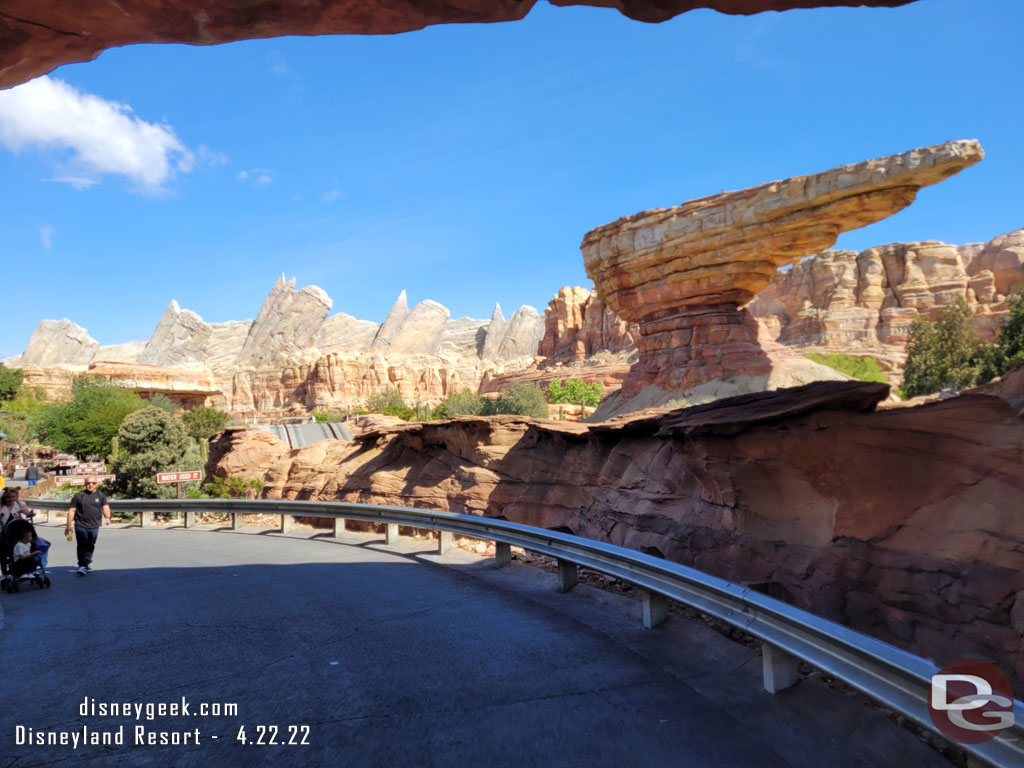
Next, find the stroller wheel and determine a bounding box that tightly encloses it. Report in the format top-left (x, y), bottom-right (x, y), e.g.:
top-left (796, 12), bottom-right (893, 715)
top-left (11, 580), bottom-right (19, 593)
top-left (45, 578), bottom-right (52, 588)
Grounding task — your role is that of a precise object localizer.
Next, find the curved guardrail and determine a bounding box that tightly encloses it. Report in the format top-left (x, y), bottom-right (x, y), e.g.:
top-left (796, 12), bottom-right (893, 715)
top-left (27, 496), bottom-right (1024, 767)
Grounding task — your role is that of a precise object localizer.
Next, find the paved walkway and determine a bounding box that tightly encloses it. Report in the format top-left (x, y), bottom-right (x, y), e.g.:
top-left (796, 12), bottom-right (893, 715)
top-left (1, 521), bottom-right (948, 767)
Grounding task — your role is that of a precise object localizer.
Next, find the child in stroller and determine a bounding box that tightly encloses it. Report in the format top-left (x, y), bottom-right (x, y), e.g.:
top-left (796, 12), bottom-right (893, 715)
top-left (1, 517), bottom-right (52, 592)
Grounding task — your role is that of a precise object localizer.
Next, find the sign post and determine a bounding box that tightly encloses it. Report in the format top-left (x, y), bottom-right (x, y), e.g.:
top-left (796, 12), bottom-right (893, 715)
top-left (155, 471), bottom-right (203, 526)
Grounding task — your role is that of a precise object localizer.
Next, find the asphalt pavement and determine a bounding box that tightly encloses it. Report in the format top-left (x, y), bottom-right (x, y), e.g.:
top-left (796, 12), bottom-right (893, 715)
top-left (0, 520), bottom-right (949, 767)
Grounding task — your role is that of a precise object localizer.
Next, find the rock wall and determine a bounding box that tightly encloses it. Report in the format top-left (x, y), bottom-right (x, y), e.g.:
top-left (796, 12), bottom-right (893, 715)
top-left (0, 1), bottom-right (921, 90)
top-left (207, 377), bottom-right (1024, 688)
top-left (749, 228), bottom-right (1024, 372)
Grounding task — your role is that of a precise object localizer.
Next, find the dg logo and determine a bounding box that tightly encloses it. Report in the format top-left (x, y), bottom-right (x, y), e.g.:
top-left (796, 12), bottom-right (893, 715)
top-left (929, 659), bottom-right (1015, 744)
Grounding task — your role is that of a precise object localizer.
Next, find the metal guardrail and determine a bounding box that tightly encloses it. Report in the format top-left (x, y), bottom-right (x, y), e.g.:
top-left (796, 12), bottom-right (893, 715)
top-left (28, 497), bottom-right (1024, 767)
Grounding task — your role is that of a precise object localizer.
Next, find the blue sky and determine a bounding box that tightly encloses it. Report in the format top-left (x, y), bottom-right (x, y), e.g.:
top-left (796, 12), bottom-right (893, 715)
top-left (1, 0), bottom-right (1021, 356)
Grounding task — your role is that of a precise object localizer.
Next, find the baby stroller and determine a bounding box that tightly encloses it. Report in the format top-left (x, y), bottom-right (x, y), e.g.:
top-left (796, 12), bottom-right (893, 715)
top-left (1, 517), bottom-right (51, 593)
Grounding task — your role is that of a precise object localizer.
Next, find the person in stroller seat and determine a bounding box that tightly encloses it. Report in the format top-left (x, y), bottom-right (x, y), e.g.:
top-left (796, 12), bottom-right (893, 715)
top-left (11, 527), bottom-right (43, 577)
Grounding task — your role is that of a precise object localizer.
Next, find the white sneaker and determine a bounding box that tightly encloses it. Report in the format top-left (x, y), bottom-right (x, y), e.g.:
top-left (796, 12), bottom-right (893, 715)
top-left (76, 566), bottom-right (87, 576)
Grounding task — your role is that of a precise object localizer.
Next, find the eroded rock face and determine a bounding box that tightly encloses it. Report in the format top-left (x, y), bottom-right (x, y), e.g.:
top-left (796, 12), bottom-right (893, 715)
top-left (0, 1), bottom-right (921, 90)
top-left (583, 140), bottom-right (985, 398)
top-left (138, 300), bottom-right (213, 368)
top-left (238, 275), bottom-right (332, 368)
top-left (537, 286), bottom-right (638, 363)
top-left (749, 228), bottom-right (1024, 375)
top-left (88, 361), bottom-right (221, 407)
top-left (18, 319), bottom-right (99, 367)
top-left (208, 377), bottom-right (1024, 688)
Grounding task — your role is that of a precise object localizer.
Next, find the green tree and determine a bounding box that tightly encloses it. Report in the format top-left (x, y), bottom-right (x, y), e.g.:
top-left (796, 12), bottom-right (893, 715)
top-left (994, 290), bottom-right (1024, 375)
top-left (900, 297), bottom-right (989, 398)
top-left (547, 379), bottom-right (604, 407)
top-left (109, 407), bottom-right (194, 498)
top-left (34, 378), bottom-right (145, 458)
top-left (0, 387), bottom-right (47, 461)
top-left (432, 388), bottom-right (487, 419)
top-left (181, 405), bottom-right (231, 441)
top-left (489, 383), bottom-right (549, 418)
top-left (0, 364), bottom-right (24, 402)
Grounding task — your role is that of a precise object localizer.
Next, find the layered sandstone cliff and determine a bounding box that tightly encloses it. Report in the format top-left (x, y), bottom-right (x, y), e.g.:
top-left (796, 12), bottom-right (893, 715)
top-left (583, 140), bottom-right (984, 415)
top-left (750, 228), bottom-right (1024, 377)
top-left (6, 276), bottom-right (547, 415)
top-left (0, 1), bottom-right (921, 90)
top-left (207, 376), bottom-right (1024, 688)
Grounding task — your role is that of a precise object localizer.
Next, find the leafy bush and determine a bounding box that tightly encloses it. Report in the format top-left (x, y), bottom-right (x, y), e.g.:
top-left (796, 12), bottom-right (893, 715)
top-left (182, 405), bottom-right (231, 440)
top-left (380, 404), bottom-right (415, 421)
top-left (146, 394), bottom-right (178, 413)
top-left (33, 378), bottom-right (145, 459)
top-left (547, 379), bottom-right (604, 407)
top-left (802, 353), bottom-right (889, 384)
top-left (311, 409), bottom-right (345, 423)
top-left (490, 383), bottom-right (548, 418)
top-left (201, 476), bottom-right (264, 499)
top-left (432, 389), bottom-right (488, 419)
top-left (366, 387), bottom-right (407, 412)
top-left (109, 407), bottom-right (195, 498)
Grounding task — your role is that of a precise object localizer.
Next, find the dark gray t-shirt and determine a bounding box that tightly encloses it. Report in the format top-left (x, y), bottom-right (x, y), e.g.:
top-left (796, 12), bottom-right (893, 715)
top-left (71, 490), bottom-right (107, 528)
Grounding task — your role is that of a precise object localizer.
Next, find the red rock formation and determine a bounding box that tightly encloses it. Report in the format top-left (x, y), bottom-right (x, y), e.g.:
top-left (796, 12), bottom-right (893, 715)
top-left (749, 228), bottom-right (1024, 380)
top-left (0, 1), bottom-right (921, 90)
top-left (582, 140), bottom-right (984, 399)
top-left (208, 377), bottom-right (1024, 687)
top-left (537, 286), bottom-right (638, 364)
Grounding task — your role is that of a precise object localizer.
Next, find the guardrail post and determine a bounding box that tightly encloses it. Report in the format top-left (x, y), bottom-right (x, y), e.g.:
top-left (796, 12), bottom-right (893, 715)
top-left (185, 510), bottom-right (197, 528)
top-left (280, 515), bottom-right (292, 533)
top-left (762, 643), bottom-right (800, 693)
top-left (140, 510), bottom-right (153, 527)
top-left (556, 559), bottom-right (578, 593)
top-left (385, 523), bottom-right (398, 545)
top-left (643, 590), bottom-right (669, 629)
top-left (333, 518), bottom-right (346, 538)
top-left (494, 542), bottom-right (511, 569)
top-left (437, 531), bottom-right (452, 555)
top-left (232, 512), bottom-right (243, 530)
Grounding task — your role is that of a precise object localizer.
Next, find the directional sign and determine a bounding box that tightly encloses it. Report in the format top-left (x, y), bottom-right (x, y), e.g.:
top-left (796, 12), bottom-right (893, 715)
top-left (55, 474), bottom-right (116, 485)
top-left (156, 471), bottom-right (202, 484)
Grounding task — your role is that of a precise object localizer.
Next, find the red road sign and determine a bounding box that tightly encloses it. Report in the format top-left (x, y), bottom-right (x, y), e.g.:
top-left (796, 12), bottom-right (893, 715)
top-left (156, 471), bottom-right (202, 484)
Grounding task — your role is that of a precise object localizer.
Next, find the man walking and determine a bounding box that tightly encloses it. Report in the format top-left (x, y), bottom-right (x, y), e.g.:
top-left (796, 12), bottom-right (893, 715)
top-left (25, 462), bottom-right (40, 487)
top-left (66, 477), bottom-right (111, 576)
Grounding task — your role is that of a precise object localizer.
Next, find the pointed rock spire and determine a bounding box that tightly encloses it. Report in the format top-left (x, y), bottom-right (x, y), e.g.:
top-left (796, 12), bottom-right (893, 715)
top-left (481, 302), bottom-right (508, 360)
top-left (371, 290), bottom-right (410, 350)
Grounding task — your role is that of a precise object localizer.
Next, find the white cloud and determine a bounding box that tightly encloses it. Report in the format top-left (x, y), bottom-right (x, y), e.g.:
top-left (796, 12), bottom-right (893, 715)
top-left (238, 168), bottom-right (273, 187)
top-left (197, 144), bottom-right (229, 167)
top-left (0, 76), bottom-right (199, 194)
top-left (322, 189), bottom-right (341, 204)
top-left (267, 52), bottom-right (292, 77)
top-left (39, 226), bottom-right (54, 249)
